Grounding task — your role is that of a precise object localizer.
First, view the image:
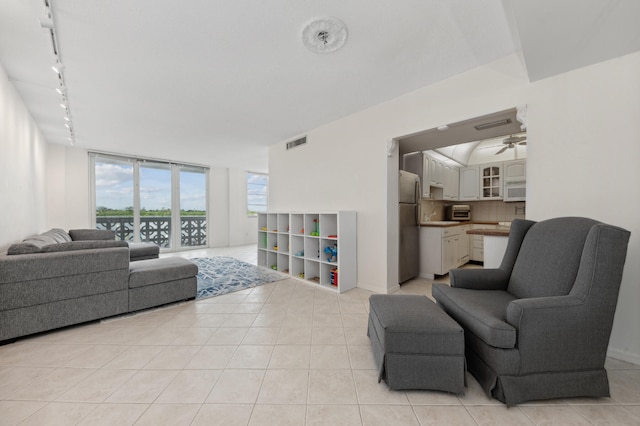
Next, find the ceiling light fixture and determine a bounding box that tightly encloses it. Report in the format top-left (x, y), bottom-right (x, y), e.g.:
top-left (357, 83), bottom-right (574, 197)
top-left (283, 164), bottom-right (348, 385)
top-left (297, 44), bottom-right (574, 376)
top-left (39, 16), bottom-right (54, 29)
top-left (51, 62), bottom-right (64, 73)
top-left (41, 1), bottom-right (76, 145)
top-left (302, 17), bottom-right (348, 54)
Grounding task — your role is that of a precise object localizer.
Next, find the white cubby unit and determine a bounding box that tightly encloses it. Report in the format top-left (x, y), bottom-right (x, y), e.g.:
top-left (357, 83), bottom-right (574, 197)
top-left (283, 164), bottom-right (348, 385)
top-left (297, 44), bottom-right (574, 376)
top-left (257, 211), bottom-right (356, 293)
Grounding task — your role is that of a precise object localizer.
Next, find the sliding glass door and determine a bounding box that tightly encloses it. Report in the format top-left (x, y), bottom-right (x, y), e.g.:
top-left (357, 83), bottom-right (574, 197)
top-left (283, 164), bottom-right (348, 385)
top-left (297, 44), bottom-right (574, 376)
top-left (179, 166), bottom-right (207, 247)
top-left (139, 162), bottom-right (173, 248)
top-left (91, 154), bottom-right (208, 251)
top-left (94, 156), bottom-right (135, 241)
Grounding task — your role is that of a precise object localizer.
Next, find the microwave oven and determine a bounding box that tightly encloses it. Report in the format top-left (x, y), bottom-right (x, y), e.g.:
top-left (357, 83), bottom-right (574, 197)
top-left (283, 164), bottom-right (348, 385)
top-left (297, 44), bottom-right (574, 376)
top-left (446, 205), bottom-right (471, 221)
top-left (504, 181), bottom-right (526, 202)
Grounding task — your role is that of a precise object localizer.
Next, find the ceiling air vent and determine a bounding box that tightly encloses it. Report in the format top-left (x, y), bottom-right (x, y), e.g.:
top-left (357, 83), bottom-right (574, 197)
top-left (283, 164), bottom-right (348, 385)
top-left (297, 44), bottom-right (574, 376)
top-left (286, 137), bottom-right (307, 150)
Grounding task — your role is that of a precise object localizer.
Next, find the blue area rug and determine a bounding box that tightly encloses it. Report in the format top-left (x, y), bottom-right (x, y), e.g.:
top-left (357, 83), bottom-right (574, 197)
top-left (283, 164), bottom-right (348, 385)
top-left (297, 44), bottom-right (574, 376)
top-left (191, 257), bottom-right (286, 300)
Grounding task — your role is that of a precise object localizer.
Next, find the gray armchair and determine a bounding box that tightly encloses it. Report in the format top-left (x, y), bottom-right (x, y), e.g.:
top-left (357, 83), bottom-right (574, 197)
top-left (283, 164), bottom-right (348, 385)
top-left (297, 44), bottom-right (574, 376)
top-left (432, 217), bottom-right (630, 406)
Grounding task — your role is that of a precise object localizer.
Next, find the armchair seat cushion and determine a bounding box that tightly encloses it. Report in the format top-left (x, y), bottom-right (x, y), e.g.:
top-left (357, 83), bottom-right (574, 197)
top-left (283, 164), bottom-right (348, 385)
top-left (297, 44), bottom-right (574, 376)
top-left (433, 284), bottom-right (518, 349)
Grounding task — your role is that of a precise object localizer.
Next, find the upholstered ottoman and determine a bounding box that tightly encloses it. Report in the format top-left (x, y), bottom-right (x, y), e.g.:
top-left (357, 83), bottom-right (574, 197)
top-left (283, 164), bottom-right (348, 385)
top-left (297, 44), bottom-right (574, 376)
top-left (128, 257), bottom-right (198, 311)
top-left (128, 242), bottom-right (160, 261)
top-left (368, 294), bottom-right (465, 394)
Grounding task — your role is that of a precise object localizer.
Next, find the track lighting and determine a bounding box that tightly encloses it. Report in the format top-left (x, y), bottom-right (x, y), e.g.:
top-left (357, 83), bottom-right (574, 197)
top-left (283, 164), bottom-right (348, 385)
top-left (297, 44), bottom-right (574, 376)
top-left (39, 17), bottom-right (54, 29)
top-left (52, 62), bottom-right (64, 73)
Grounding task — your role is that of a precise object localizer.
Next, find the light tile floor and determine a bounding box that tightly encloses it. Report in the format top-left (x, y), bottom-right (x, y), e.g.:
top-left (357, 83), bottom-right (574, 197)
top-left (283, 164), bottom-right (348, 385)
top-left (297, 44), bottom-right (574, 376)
top-left (2, 245), bottom-right (640, 425)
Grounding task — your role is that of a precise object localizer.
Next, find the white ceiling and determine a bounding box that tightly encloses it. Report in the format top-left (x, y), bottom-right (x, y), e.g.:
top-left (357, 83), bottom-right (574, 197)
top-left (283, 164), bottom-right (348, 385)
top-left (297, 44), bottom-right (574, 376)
top-left (1, 0), bottom-right (639, 172)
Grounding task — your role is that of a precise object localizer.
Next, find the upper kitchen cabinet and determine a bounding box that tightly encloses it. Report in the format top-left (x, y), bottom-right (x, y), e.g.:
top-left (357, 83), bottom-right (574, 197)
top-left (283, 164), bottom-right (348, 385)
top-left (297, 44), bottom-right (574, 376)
top-left (480, 163), bottom-right (503, 200)
top-left (403, 152), bottom-right (430, 198)
top-left (428, 156), bottom-right (445, 188)
top-left (459, 165), bottom-right (480, 201)
top-left (443, 164), bottom-right (459, 200)
top-left (402, 152), bottom-right (457, 200)
top-left (503, 160), bottom-right (526, 181)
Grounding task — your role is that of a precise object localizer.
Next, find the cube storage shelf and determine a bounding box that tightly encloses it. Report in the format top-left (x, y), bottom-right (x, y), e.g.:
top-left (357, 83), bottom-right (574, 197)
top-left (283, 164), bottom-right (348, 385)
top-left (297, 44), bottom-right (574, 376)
top-left (257, 211), bottom-right (356, 293)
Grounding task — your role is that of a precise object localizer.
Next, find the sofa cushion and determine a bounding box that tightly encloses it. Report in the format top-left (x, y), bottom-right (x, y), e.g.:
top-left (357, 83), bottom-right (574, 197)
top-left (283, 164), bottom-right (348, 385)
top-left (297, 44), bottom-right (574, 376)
top-left (507, 217), bottom-right (597, 299)
top-left (128, 242), bottom-right (160, 261)
top-left (129, 258), bottom-right (198, 289)
top-left (7, 234), bottom-right (58, 254)
top-left (432, 283), bottom-right (518, 349)
top-left (43, 228), bottom-right (72, 243)
top-left (69, 229), bottom-right (116, 241)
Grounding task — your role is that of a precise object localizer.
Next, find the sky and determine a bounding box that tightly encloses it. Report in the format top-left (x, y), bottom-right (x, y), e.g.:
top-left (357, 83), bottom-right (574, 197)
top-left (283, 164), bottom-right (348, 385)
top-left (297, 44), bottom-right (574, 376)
top-left (95, 159), bottom-right (206, 211)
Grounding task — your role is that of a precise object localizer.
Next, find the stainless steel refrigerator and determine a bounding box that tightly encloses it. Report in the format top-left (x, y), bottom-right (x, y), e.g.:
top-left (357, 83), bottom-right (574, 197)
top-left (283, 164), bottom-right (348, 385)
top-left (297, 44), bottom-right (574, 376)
top-left (399, 170), bottom-right (421, 283)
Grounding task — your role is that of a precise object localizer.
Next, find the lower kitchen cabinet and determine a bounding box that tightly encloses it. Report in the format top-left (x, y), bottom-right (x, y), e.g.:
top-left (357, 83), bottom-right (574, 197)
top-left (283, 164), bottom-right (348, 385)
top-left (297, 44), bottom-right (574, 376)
top-left (420, 225), bottom-right (469, 278)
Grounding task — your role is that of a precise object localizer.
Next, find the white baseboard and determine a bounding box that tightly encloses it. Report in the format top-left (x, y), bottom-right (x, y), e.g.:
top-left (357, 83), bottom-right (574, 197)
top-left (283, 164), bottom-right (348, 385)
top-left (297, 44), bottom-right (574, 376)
top-left (607, 347), bottom-right (640, 366)
top-left (387, 283), bottom-right (400, 294)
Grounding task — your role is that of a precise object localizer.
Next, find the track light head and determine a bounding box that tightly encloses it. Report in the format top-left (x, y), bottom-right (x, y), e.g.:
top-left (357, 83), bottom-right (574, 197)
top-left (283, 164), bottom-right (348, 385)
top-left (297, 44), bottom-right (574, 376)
top-left (52, 62), bottom-right (65, 73)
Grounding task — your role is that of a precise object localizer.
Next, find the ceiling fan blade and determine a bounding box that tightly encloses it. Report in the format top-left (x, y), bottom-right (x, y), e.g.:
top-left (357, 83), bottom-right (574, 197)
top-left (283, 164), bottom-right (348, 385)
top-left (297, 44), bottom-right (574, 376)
top-left (503, 135), bottom-right (526, 144)
top-left (495, 146), bottom-right (508, 155)
top-left (519, 141), bottom-right (527, 146)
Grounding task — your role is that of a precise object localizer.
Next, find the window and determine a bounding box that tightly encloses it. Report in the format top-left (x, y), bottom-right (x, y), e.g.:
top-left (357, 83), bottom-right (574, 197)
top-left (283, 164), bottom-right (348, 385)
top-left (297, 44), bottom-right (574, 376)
top-left (91, 153), bottom-right (208, 251)
top-left (247, 172), bottom-right (268, 216)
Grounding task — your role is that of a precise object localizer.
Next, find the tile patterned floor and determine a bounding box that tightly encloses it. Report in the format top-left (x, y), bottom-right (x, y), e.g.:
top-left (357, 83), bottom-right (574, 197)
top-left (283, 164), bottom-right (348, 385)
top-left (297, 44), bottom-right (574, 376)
top-left (1, 245), bottom-right (640, 425)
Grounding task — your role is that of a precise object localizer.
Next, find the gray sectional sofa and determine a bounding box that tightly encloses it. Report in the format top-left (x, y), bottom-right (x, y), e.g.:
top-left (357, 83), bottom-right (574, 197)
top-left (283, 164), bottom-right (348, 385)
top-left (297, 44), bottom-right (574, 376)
top-left (0, 228), bottom-right (198, 343)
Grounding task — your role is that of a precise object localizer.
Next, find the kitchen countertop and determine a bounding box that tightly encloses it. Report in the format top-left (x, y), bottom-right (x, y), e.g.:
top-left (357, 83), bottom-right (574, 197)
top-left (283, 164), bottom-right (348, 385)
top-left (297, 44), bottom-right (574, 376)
top-left (419, 221), bottom-right (499, 227)
top-left (466, 228), bottom-right (510, 236)
top-left (419, 221), bottom-right (511, 236)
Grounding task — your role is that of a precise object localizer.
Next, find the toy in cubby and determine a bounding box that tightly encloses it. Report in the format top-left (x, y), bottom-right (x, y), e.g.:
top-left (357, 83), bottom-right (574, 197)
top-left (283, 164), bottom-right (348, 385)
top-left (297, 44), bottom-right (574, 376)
top-left (330, 268), bottom-right (339, 286)
top-left (323, 244), bottom-right (338, 262)
top-left (310, 219), bottom-right (320, 236)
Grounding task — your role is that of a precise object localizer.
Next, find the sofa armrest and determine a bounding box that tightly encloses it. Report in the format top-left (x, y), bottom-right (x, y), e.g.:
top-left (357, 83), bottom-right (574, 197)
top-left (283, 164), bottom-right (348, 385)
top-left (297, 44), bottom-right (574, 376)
top-left (449, 268), bottom-right (510, 290)
top-left (505, 295), bottom-right (605, 373)
top-left (69, 229), bottom-right (116, 241)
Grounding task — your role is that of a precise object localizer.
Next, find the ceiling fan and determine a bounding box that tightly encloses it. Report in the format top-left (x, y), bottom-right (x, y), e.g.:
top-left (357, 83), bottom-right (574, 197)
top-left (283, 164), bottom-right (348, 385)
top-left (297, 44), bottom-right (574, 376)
top-left (495, 134), bottom-right (527, 154)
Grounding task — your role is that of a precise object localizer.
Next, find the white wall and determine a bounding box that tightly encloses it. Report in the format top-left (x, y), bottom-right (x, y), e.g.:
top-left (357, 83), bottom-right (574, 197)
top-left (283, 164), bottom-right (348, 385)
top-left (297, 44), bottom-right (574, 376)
top-left (526, 53), bottom-right (640, 363)
top-left (269, 52), bottom-right (640, 364)
top-left (45, 145), bottom-right (97, 231)
top-left (0, 64), bottom-right (48, 251)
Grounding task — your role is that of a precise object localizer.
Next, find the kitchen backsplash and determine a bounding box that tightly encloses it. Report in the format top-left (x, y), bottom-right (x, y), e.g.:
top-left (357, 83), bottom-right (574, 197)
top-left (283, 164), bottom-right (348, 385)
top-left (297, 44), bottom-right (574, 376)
top-left (420, 199), bottom-right (526, 223)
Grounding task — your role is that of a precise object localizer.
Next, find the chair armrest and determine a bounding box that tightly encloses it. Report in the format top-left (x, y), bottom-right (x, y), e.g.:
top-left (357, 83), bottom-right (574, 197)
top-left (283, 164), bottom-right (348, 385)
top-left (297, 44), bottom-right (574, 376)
top-left (449, 268), bottom-right (510, 290)
top-left (505, 295), bottom-right (607, 373)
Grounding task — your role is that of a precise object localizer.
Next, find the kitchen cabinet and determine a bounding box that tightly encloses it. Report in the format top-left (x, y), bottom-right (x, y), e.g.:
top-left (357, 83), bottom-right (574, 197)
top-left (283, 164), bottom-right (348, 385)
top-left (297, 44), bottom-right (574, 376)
top-left (420, 224), bottom-right (469, 278)
top-left (257, 211), bottom-right (356, 293)
top-left (459, 165), bottom-right (480, 201)
top-left (422, 154), bottom-right (434, 197)
top-left (504, 160), bottom-right (526, 181)
top-left (480, 163), bottom-right (503, 200)
top-left (427, 155), bottom-right (444, 188)
top-left (402, 152), bottom-right (431, 198)
top-left (468, 224), bottom-right (497, 262)
top-left (443, 164), bottom-right (459, 200)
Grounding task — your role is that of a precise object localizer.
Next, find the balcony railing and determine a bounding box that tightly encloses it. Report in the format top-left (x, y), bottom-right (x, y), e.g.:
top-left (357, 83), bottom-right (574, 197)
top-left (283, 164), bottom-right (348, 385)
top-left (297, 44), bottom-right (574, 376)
top-left (96, 216), bottom-right (206, 248)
